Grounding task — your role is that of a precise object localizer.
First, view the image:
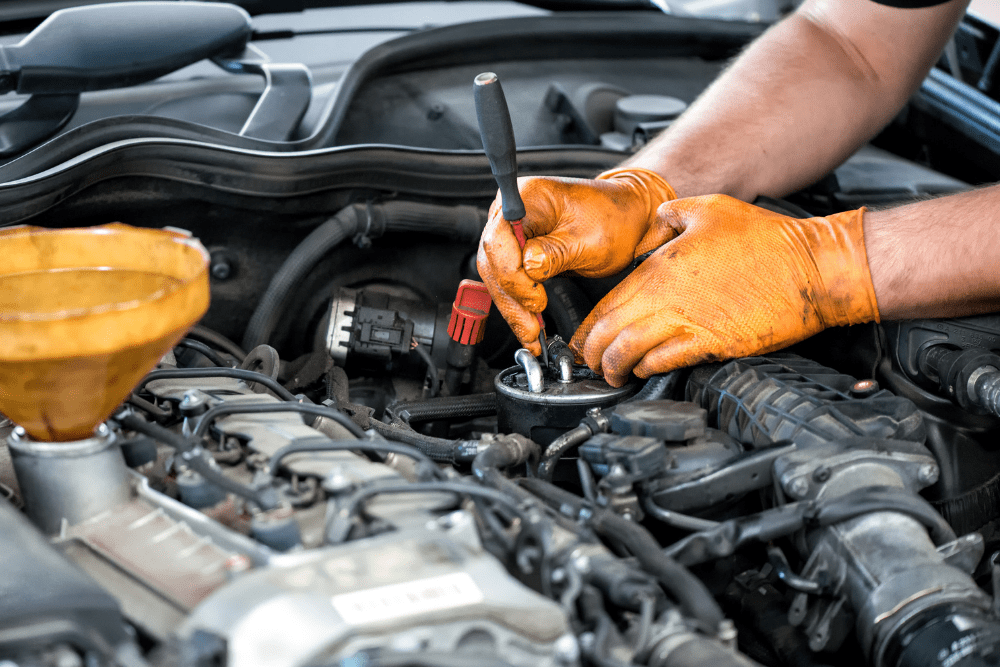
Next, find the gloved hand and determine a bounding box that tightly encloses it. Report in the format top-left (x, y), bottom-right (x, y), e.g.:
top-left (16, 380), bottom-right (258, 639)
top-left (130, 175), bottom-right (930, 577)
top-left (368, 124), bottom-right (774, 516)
top-left (569, 195), bottom-right (881, 386)
top-left (477, 168), bottom-right (676, 355)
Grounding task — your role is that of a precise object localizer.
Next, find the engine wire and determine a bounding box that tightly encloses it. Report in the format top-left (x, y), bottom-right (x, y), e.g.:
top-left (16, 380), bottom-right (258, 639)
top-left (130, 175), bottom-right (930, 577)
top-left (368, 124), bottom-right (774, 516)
top-left (138, 367), bottom-right (297, 402)
top-left (411, 339), bottom-right (440, 398)
top-left (192, 401), bottom-right (368, 439)
top-left (175, 338), bottom-right (232, 368)
top-left (267, 436), bottom-right (446, 480)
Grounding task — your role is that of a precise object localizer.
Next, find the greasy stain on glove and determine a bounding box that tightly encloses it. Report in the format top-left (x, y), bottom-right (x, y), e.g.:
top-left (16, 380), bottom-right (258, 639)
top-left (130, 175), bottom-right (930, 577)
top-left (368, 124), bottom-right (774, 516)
top-left (477, 168), bottom-right (676, 355)
top-left (569, 195), bottom-right (880, 386)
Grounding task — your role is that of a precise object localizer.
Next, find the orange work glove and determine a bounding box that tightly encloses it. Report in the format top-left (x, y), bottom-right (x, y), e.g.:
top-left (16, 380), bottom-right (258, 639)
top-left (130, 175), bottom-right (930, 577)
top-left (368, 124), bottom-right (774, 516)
top-left (569, 195), bottom-right (881, 387)
top-left (477, 167), bottom-right (676, 355)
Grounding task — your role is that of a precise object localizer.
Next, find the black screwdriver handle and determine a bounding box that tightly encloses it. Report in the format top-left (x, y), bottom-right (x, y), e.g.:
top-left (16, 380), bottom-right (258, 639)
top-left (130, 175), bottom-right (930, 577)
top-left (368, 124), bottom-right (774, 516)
top-left (474, 72), bottom-right (526, 222)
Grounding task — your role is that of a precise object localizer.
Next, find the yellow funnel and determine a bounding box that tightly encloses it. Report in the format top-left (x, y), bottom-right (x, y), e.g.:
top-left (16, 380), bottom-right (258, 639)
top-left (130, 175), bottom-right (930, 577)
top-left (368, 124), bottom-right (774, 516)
top-left (0, 223), bottom-right (209, 441)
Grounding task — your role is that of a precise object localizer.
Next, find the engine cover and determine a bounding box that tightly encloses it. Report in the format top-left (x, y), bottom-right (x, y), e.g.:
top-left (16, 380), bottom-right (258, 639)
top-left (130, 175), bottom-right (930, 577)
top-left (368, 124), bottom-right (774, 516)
top-left (180, 511), bottom-right (574, 667)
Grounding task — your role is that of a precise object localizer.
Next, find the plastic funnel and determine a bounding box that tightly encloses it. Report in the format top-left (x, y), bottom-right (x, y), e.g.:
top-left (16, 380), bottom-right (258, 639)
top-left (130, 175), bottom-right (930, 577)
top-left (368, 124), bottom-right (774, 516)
top-left (0, 223), bottom-right (209, 441)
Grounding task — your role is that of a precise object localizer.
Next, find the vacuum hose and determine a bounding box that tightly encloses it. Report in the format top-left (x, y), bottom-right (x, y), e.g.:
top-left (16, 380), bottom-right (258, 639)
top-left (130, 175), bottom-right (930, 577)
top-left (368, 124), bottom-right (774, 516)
top-left (243, 201), bottom-right (486, 350)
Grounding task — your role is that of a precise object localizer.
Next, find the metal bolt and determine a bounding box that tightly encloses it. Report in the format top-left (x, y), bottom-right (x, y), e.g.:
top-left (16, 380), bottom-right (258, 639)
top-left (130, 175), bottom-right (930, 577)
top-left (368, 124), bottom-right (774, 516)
top-left (554, 634), bottom-right (580, 664)
top-left (812, 466), bottom-right (831, 483)
top-left (323, 466), bottom-right (354, 494)
top-left (850, 379), bottom-right (879, 398)
top-left (551, 568), bottom-right (566, 583)
top-left (918, 463), bottom-right (940, 486)
top-left (787, 477), bottom-right (810, 498)
top-left (224, 554), bottom-right (252, 573)
top-left (573, 554), bottom-right (592, 574)
top-left (211, 258), bottom-right (232, 280)
top-left (717, 619), bottom-right (738, 648)
top-left (179, 390), bottom-right (207, 411)
top-left (52, 646), bottom-right (83, 667)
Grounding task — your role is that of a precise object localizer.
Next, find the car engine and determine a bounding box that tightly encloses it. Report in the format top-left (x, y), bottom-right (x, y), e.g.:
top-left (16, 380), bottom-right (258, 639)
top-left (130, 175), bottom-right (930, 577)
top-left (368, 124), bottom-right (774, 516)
top-left (2, 3), bottom-right (1000, 667)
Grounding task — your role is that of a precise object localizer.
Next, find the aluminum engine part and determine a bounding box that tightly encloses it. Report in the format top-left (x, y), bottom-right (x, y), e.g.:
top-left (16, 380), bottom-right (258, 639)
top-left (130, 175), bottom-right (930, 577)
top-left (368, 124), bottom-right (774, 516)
top-left (181, 510), bottom-right (575, 667)
top-left (495, 364), bottom-right (635, 445)
top-left (137, 372), bottom-right (571, 660)
top-left (773, 436), bottom-right (993, 666)
top-left (689, 354), bottom-right (996, 666)
top-left (55, 473), bottom-right (270, 641)
top-left (8, 423), bottom-right (130, 534)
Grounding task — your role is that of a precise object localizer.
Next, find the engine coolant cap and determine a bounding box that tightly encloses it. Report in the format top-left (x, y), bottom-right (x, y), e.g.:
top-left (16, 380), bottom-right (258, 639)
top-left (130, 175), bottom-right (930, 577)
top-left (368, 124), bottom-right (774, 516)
top-left (0, 223), bottom-right (210, 441)
top-left (448, 279), bottom-right (492, 345)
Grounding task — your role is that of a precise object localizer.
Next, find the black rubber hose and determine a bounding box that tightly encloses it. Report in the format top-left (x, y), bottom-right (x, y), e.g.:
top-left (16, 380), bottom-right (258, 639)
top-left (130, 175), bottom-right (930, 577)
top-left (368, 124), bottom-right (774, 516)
top-left (267, 437), bottom-right (445, 480)
top-left (625, 371), bottom-right (681, 403)
top-left (471, 435), bottom-right (541, 509)
top-left (392, 393), bottom-right (497, 423)
top-left (369, 420), bottom-right (476, 463)
top-left (519, 477), bottom-right (725, 633)
top-left (187, 324), bottom-right (247, 362)
top-left (665, 486), bottom-right (957, 567)
top-left (589, 506), bottom-right (726, 633)
top-left (242, 201), bottom-right (485, 350)
top-left (412, 343), bottom-right (440, 398)
top-left (117, 412), bottom-right (277, 510)
top-left (138, 368), bottom-right (296, 402)
top-left (117, 412), bottom-right (193, 452)
top-left (192, 401), bottom-right (368, 439)
top-left (180, 450), bottom-right (279, 511)
top-left (642, 496), bottom-right (720, 532)
top-left (472, 434), bottom-right (538, 477)
top-left (329, 481), bottom-right (534, 544)
top-left (537, 425), bottom-right (592, 481)
top-left (243, 205), bottom-right (362, 351)
top-left (175, 339), bottom-right (230, 367)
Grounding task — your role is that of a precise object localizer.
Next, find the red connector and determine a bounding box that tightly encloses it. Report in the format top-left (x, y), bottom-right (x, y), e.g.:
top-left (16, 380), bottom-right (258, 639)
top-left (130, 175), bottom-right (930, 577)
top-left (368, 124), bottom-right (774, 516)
top-left (448, 279), bottom-right (492, 345)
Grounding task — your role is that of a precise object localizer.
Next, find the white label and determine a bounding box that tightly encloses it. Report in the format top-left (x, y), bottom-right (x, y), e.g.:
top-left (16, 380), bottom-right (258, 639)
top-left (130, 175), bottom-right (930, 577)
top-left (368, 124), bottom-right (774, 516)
top-left (332, 572), bottom-right (484, 625)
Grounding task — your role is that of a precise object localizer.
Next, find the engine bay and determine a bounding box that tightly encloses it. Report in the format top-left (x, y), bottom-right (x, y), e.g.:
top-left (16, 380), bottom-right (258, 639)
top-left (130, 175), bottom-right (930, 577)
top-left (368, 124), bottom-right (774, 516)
top-left (2, 3), bottom-right (1000, 667)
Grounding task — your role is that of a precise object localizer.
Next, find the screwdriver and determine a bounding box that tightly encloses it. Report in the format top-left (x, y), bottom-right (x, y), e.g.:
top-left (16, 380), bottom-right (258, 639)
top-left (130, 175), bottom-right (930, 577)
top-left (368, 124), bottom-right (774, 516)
top-left (473, 71), bottom-right (549, 367)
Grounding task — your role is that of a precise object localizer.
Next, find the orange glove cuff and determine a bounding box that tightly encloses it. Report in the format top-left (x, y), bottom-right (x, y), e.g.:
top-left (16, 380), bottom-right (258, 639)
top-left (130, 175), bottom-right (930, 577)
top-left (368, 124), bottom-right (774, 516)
top-left (807, 207), bottom-right (881, 328)
top-left (596, 167), bottom-right (678, 220)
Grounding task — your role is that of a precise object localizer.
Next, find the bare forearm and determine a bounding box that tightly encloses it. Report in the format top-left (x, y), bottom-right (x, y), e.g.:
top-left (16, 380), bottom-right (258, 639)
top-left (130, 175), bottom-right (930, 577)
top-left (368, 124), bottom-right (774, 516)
top-left (865, 186), bottom-right (1000, 320)
top-left (622, 0), bottom-right (967, 201)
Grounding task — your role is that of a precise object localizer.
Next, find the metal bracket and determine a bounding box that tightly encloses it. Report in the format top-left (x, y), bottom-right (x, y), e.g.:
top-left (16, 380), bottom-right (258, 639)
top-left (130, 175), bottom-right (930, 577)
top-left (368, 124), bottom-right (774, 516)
top-left (214, 44), bottom-right (312, 142)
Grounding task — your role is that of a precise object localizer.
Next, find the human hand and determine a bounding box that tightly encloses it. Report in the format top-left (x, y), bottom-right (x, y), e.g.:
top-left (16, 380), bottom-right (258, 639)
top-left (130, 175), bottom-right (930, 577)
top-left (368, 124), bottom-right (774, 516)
top-left (476, 168), bottom-right (676, 355)
top-left (569, 195), bottom-right (881, 386)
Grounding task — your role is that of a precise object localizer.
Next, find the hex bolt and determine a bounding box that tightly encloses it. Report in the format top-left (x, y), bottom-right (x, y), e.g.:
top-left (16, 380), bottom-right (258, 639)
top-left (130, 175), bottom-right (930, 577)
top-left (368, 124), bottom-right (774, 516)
top-left (554, 634), bottom-right (580, 664)
top-left (812, 466), bottom-right (831, 483)
top-left (918, 463), bottom-right (940, 486)
top-left (323, 465), bottom-right (354, 494)
top-left (717, 619), bottom-right (738, 647)
top-left (210, 258), bottom-right (231, 280)
top-left (224, 553), bottom-right (252, 574)
top-left (787, 477), bottom-right (810, 499)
